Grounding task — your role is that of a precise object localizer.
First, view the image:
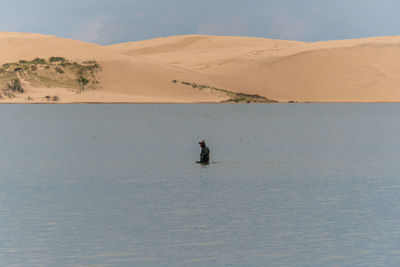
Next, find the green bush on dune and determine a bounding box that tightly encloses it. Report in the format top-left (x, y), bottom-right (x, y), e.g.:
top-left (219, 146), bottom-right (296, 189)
top-left (55, 67), bottom-right (65, 74)
top-left (4, 78), bottom-right (24, 93)
top-left (2, 63), bottom-right (16, 68)
top-left (49, 57), bottom-right (66, 63)
top-left (17, 58), bottom-right (47, 65)
top-left (31, 58), bottom-right (46, 64)
top-left (77, 76), bottom-right (89, 93)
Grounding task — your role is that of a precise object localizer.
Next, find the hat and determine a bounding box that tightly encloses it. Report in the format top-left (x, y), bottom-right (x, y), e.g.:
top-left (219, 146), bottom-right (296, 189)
top-left (198, 140), bottom-right (205, 145)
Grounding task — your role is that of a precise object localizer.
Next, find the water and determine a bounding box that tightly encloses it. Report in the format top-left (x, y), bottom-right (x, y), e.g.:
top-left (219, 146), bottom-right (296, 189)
top-left (1, 104), bottom-right (400, 266)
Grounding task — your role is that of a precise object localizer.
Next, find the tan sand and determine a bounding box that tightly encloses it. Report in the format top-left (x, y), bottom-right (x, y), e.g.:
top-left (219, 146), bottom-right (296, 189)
top-left (2, 32), bottom-right (400, 103)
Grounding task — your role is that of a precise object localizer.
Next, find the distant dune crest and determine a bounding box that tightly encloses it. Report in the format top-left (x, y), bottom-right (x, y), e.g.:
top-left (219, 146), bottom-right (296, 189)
top-left (1, 32), bottom-right (400, 103)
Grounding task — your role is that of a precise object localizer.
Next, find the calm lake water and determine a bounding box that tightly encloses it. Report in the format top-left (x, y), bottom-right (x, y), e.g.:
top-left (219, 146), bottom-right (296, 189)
top-left (1, 104), bottom-right (400, 266)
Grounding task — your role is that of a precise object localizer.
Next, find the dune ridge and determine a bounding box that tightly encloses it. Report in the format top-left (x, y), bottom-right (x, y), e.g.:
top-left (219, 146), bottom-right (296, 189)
top-left (1, 32), bottom-right (400, 103)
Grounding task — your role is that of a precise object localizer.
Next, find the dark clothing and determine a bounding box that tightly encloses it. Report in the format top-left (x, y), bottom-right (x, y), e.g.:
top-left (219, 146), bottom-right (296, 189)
top-left (199, 146), bottom-right (210, 165)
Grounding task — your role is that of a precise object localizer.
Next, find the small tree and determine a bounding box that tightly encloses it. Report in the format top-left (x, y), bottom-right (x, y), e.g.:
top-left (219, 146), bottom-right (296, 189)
top-left (77, 76), bottom-right (89, 93)
top-left (5, 78), bottom-right (24, 93)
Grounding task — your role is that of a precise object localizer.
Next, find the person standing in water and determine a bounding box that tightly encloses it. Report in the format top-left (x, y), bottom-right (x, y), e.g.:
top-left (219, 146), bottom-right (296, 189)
top-left (197, 140), bottom-right (210, 165)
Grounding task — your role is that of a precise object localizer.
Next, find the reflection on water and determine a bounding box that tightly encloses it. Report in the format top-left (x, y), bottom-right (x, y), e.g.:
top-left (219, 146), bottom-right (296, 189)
top-left (1, 104), bottom-right (400, 266)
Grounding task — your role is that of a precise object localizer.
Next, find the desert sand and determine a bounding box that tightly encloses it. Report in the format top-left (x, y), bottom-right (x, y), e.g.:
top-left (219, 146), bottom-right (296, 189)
top-left (2, 32), bottom-right (400, 103)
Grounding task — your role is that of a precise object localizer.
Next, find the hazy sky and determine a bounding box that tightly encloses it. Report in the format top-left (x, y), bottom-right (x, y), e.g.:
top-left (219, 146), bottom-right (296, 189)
top-left (1, 0), bottom-right (400, 45)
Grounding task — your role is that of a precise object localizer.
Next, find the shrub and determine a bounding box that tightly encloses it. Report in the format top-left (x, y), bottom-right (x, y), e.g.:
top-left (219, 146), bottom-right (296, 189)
top-left (55, 67), bottom-right (65, 74)
top-left (77, 76), bottom-right (89, 93)
top-left (31, 58), bottom-right (46, 64)
top-left (5, 78), bottom-right (24, 93)
top-left (60, 62), bottom-right (73, 67)
top-left (31, 65), bottom-right (37, 71)
top-left (82, 61), bottom-right (101, 70)
top-left (49, 57), bottom-right (65, 63)
top-left (3, 92), bottom-right (15, 98)
top-left (51, 96), bottom-right (59, 102)
top-left (83, 60), bottom-right (97, 65)
top-left (19, 60), bottom-right (27, 64)
top-left (172, 80), bottom-right (177, 83)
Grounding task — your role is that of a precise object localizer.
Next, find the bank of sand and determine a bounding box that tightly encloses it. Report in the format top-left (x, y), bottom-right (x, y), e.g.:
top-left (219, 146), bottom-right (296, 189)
top-left (2, 32), bottom-right (400, 103)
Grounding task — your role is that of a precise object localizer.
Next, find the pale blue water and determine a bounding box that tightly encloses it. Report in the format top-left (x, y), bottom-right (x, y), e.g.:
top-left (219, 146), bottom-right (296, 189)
top-left (1, 104), bottom-right (400, 266)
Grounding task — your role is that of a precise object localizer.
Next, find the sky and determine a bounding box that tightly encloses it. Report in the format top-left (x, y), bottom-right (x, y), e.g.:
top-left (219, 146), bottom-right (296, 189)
top-left (1, 0), bottom-right (400, 45)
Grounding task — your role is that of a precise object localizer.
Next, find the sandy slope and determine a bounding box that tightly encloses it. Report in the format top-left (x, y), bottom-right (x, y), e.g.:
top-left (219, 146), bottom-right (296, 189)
top-left (2, 32), bottom-right (400, 102)
top-left (110, 35), bottom-right (400, 102)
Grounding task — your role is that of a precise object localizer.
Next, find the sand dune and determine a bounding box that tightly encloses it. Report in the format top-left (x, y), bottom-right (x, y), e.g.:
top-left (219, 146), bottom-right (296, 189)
top-left (2, 32), bottom-right (400, 103)
top-left (110, 35), bottom-right (400, 102)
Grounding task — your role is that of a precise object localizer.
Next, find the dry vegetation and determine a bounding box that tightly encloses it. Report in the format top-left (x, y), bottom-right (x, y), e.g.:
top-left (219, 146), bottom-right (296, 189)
top-left (175, 80), bottom-right (277, 103)
top-left (0, 57), bottom-right (102, 95)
